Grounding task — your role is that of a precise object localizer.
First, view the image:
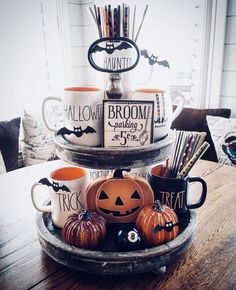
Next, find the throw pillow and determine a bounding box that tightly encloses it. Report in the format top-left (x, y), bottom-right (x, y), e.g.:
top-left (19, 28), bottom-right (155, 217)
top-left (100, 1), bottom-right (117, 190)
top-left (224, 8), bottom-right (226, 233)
top-left (0, 117), bottom-right (21, 171)
top-left (21, 110), bottom-right (58, 166)
top-left (206, 115), bottom-right (236, 166)
top-left (171, 107), bottom-right (231, 162)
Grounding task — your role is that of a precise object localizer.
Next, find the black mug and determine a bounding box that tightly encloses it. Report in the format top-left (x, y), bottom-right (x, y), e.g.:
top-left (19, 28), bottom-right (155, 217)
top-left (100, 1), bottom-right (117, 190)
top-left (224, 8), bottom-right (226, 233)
top-left (147, 169), bottom-right (207, 218)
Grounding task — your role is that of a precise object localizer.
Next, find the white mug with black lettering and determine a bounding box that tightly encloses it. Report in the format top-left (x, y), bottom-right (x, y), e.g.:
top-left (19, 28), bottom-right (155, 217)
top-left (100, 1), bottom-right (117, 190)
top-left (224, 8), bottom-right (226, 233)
top-left (42, 87), bottom-right (104, 146)
top-left (131, 89), bottom-right (185, 141)
top-left (31, 167), bottom-right (87, 228)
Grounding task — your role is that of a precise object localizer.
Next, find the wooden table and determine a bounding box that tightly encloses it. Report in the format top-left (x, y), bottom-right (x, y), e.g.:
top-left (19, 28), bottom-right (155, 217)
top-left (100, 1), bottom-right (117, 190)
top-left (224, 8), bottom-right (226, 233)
top-left (0, 160), bottom-right (236, 289)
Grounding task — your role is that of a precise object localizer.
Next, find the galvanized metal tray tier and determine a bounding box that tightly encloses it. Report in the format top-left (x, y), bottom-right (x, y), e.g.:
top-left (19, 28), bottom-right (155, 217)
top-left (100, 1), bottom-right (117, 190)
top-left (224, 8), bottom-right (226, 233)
top-left (54, 131), bottom-right (175, 169)
top-left (36, 210), bottom-right (196, 275)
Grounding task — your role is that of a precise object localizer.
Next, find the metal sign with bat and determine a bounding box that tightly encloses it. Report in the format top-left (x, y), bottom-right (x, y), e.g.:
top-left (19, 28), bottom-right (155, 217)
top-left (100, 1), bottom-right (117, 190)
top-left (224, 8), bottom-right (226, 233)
top-left (88, 37), bottom-right (140, 73)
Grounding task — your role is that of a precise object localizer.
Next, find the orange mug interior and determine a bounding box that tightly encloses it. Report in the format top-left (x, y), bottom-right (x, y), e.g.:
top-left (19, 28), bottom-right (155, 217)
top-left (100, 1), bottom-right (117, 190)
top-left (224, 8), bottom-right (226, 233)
top-left (151, 165), bottom-right (164, 177)
top-left (64, 87), bottom-right (101, 92)
top-left (135, 88), bottom-right (165, 94)
top-left (51, 167), bottom-right (86, 181)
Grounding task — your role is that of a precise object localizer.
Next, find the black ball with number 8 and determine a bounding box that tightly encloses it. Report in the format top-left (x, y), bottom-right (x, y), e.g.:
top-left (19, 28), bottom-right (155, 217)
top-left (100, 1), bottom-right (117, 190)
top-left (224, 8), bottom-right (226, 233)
top-left (115, 225), bottom-right (142, 251)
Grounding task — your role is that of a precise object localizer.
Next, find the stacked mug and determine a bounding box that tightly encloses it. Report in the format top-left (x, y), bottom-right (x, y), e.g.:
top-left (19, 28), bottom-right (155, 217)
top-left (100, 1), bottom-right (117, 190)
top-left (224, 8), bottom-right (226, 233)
top-left (42, 86), bottom-right (104, 146)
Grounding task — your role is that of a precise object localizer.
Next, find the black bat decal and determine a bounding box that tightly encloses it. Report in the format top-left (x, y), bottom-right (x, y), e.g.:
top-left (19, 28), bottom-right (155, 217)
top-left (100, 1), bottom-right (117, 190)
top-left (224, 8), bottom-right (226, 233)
top-left (152, 219), bottom-right (189, 234)
top-left (57, 126), bottom-right (96, 138)
top-left (141, 49), bottom-right (170, 68)
top-left (39, 178), bottom-right (70, 192)
top-left (92, 41), bottom-right (132, 54)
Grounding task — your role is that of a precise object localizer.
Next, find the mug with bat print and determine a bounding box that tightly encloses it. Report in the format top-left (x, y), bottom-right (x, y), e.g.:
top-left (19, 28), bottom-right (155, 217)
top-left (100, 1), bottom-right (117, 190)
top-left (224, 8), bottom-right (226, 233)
top-left (31, 167), bottom-right (87, 228)
top-left (130, 89), bottom-right (185, 141)
top-left (42, 87), bottom-right (104, 146)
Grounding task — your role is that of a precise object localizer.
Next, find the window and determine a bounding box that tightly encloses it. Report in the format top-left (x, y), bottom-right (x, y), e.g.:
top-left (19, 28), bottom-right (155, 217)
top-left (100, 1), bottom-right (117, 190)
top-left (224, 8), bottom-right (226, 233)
top-left (0, 0), bottom-right (64, 120)
top-left (61, 0), bottom-right (227, 108)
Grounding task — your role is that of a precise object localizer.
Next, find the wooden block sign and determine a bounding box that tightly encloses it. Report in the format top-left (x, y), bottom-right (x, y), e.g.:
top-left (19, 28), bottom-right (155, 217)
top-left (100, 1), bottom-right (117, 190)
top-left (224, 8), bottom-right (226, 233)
top-left (103, 100), bottom-right (154, 147)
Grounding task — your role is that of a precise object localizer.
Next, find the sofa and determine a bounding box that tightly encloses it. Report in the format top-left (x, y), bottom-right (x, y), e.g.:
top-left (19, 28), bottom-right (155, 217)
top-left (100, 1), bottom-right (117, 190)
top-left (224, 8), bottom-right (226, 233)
top-left (171, 107), bottom-right (231, 162)
top-left (0, 110), bottom-right (59, 174)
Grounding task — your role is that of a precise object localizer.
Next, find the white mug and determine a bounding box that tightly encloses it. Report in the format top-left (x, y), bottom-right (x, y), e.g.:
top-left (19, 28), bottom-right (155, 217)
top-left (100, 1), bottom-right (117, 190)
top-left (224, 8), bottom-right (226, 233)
top-left (130, 89), bottom-right (185, 141)
top-left (42, 87), bottom-right (104, 146)
top-left (31, 167), bottom-right (87, 228)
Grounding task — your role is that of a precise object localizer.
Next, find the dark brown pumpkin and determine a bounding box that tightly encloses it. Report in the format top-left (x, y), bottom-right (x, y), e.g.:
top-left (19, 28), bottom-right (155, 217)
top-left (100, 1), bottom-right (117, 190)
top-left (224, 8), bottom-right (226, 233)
top-left (86, 169), bottom-right (154, 223)
top-left (62, 209), bottom-right (107, 249)
top-left (136, 200), bottom-right (179, 247)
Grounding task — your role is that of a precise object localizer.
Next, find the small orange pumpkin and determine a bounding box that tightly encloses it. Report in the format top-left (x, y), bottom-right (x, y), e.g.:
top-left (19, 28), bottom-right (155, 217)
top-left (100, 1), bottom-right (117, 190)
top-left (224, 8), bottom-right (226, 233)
top-left (86, 169), bottom-right (154, 223)
top-left (62, 209), bottom-right (107, 249)
top-left (136, 200), bottom-right (179, 247)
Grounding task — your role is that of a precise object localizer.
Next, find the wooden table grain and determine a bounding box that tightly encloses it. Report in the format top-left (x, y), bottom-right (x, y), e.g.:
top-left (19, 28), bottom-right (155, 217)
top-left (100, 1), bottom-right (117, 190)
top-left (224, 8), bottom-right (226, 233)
top-left (0, 160), bottom-right (236, 290)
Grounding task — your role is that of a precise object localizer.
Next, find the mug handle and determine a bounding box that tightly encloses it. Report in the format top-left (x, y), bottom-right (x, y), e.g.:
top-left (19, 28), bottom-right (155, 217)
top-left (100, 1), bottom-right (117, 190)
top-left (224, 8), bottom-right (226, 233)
top-left (171, 90), bottom-right (185, 121)
top-left (187, 176), bottom-right (207, 209)
top-left (42, 96), bottom-right (61, 132)
top-left (31, 182), bottom-right (52, 213)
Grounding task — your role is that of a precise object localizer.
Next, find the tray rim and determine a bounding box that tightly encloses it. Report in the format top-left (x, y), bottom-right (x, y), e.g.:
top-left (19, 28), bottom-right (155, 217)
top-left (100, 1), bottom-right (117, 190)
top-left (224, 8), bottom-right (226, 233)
top-left (36, 209), bottom-right (197, 262)
top-left (54, 131), bottom-right (175, 169)
top-left (54, 131), bottom-right (175, 154)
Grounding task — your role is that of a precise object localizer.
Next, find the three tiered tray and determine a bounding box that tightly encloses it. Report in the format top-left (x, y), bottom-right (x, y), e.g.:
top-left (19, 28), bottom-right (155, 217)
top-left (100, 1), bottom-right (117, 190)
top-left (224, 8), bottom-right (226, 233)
top-left (36, 7), bottom-right (196, 273)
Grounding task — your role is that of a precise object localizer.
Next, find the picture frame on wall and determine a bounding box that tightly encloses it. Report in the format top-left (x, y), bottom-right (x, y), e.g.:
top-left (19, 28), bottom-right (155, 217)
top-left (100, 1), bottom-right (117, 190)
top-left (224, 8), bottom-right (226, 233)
top-left (103, 99), bottom-right (154, 148)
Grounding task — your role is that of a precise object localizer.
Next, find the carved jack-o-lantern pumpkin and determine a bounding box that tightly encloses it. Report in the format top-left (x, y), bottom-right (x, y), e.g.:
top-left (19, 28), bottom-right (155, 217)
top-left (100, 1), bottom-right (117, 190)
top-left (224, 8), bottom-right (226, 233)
top-left (86, 169), bottom-right (154, 223)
